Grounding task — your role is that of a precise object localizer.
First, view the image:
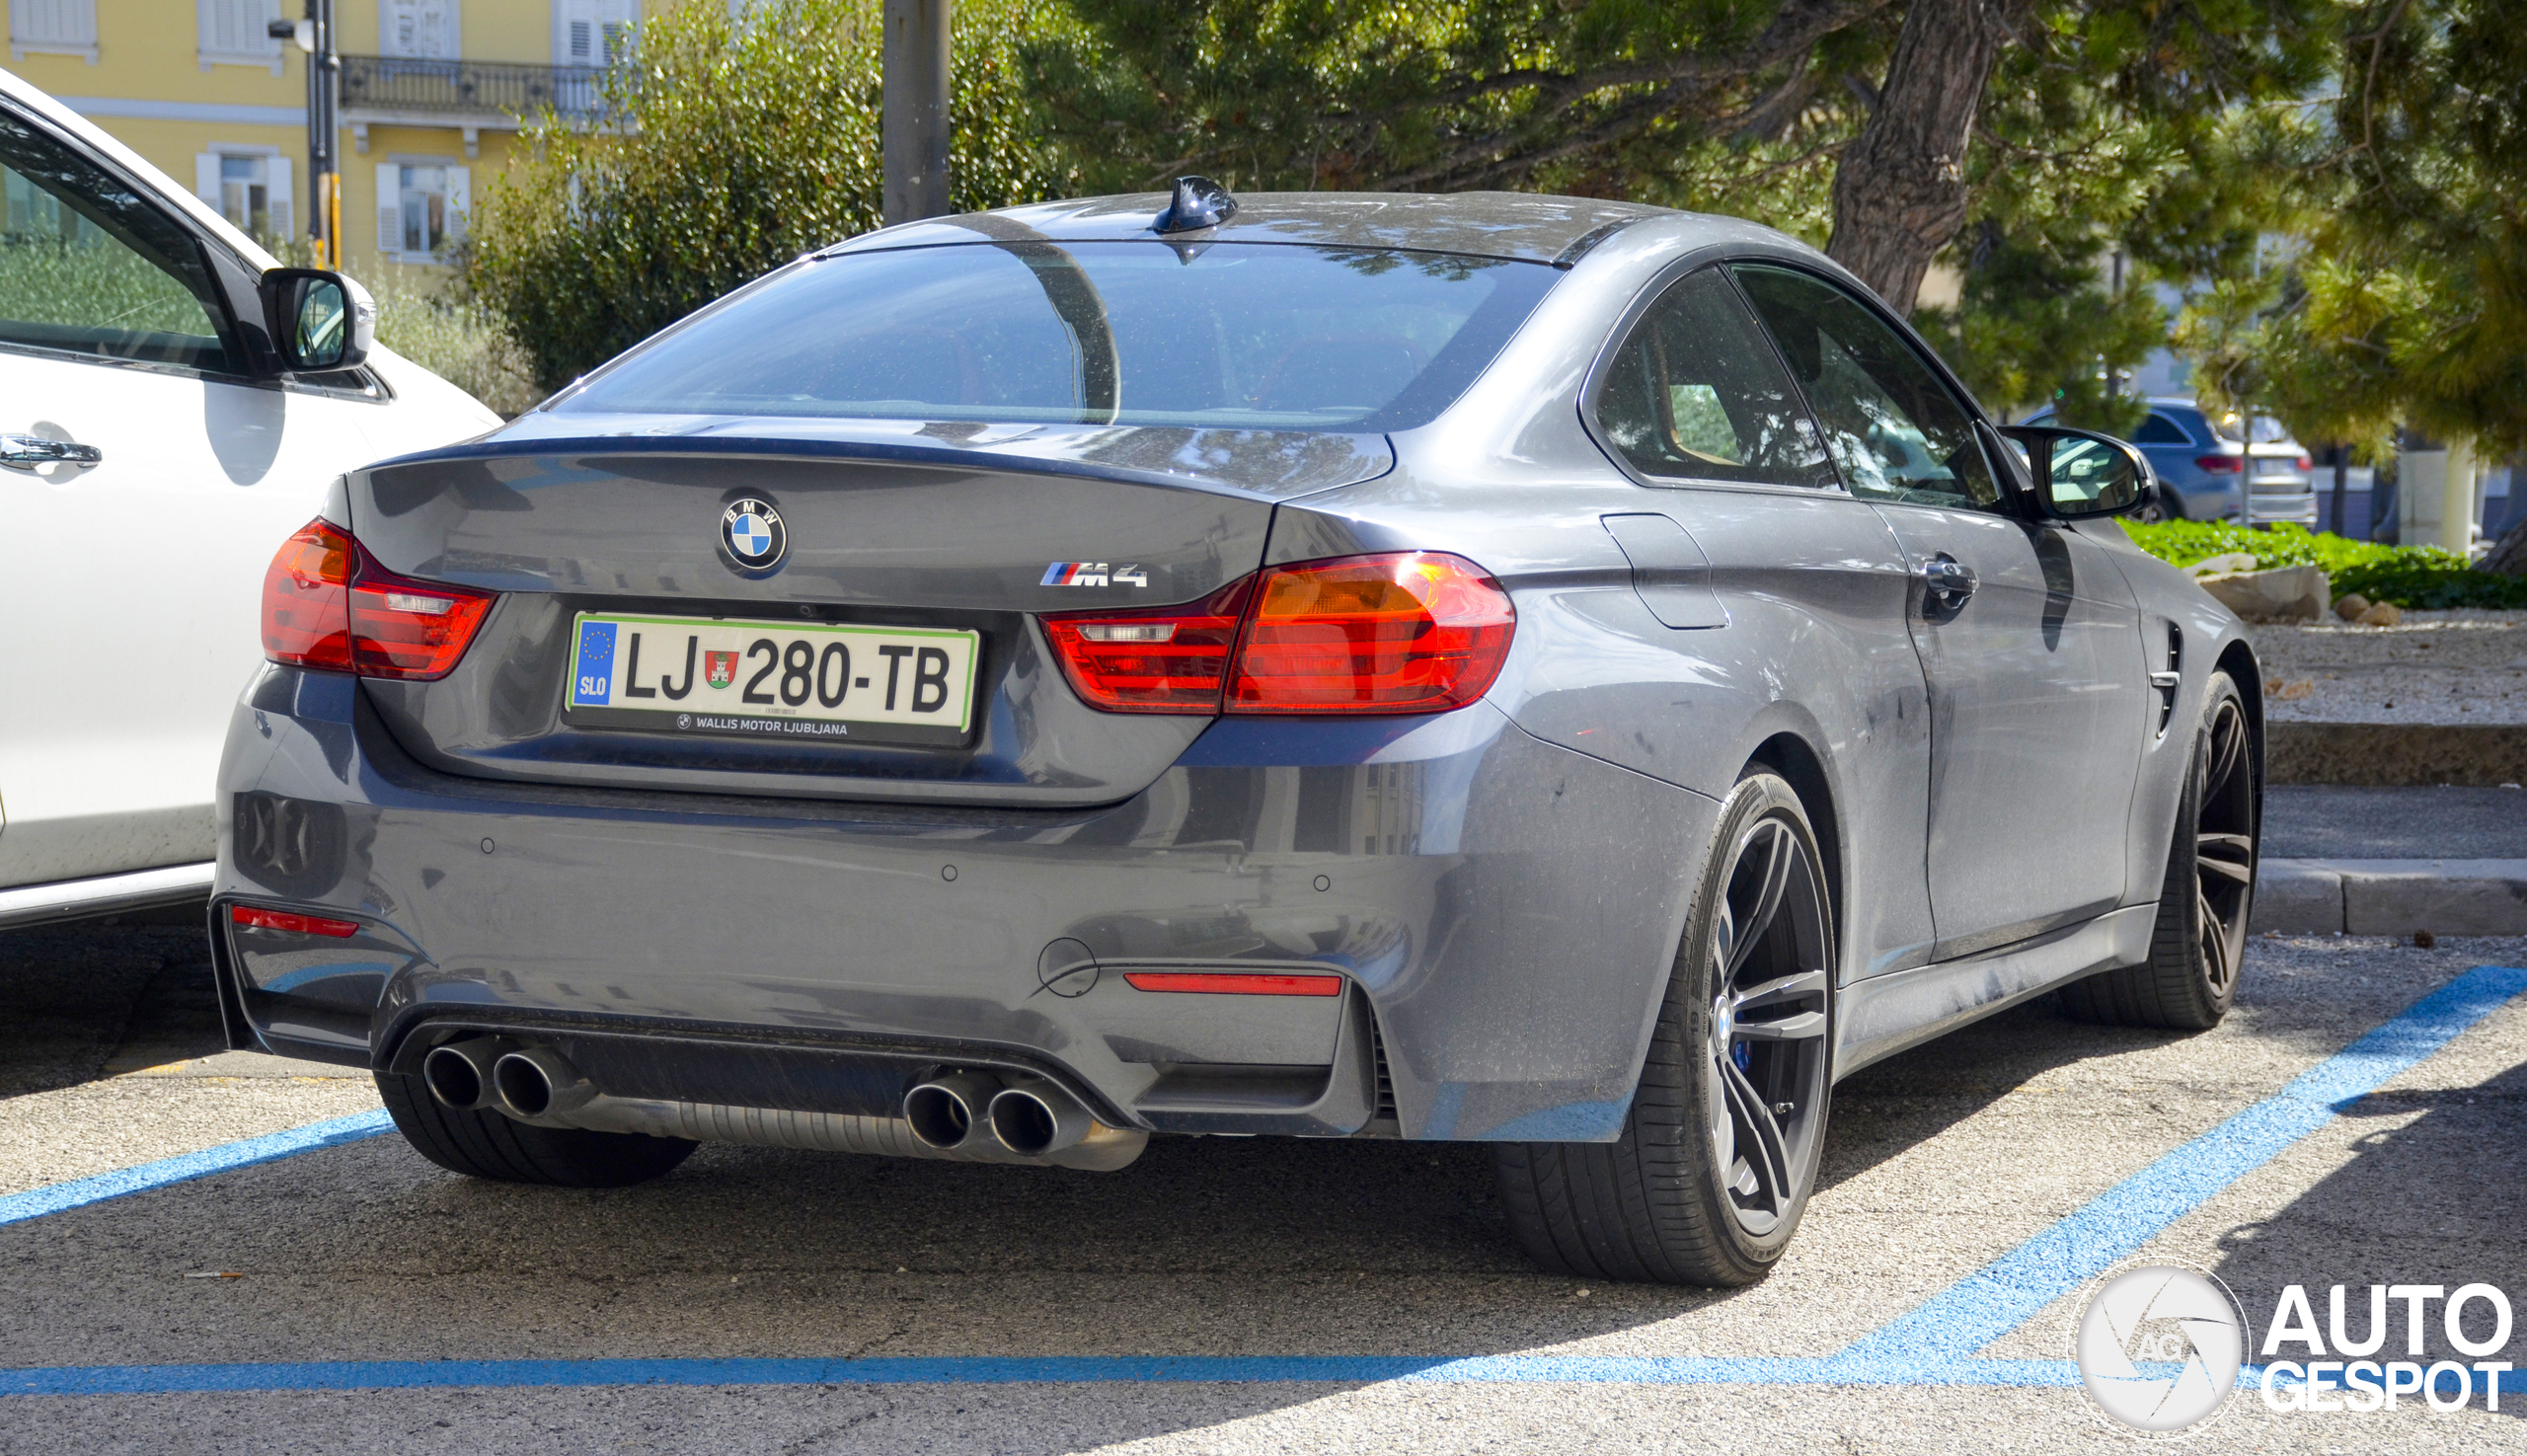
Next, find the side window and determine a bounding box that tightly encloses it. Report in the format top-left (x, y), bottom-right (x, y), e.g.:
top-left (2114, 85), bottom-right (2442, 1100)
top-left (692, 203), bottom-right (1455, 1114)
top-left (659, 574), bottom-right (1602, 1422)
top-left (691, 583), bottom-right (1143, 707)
top-left (2131, 412), bottom-right (2190, 446)
top-left (1731, 264), bottom-right (2000, 510)
top-left (0, 109), bottom-right (234, 373)
top-left (1592, 267), bottom-right (1837, 488)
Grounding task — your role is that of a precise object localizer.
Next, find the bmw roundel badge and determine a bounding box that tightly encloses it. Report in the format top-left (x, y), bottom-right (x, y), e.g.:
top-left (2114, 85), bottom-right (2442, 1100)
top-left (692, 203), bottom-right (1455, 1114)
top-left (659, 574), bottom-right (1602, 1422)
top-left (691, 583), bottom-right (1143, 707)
top-left (720, 497), bottom-right (787, 574)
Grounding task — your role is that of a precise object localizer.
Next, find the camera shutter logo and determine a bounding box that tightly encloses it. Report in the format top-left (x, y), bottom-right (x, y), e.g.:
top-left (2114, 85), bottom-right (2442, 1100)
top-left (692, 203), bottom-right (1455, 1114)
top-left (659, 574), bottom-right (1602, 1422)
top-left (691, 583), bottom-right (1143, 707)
top-left (2075, 1264), bottom-right (2248, 1436)
top-left (721, 498), bottom-right (787, 573)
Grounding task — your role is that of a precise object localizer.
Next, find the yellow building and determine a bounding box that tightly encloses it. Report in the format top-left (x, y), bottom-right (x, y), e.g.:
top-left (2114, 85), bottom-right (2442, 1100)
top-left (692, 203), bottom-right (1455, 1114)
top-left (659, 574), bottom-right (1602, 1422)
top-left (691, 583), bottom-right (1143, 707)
top-left (6, 0), bottom-right (650, 286)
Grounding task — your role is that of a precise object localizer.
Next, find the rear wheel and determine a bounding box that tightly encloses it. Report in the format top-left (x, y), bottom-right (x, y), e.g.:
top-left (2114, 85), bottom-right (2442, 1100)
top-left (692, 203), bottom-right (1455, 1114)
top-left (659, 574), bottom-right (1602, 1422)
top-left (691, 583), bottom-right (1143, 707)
top-left (376, 1071), bottom-right (698, 1188)
top-left (1495, 772), bottom-right (1835, 1286)
top-left (2059, 673), bottom-right (2257, 1029)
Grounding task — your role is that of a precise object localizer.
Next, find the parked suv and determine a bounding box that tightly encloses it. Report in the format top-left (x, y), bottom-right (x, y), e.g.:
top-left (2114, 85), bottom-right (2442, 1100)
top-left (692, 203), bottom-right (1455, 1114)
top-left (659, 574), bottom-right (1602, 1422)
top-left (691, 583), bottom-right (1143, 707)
top-left (2025, 398), bottom-right (2316, 525)
top-left (0, 71), bottom-right (499, 931)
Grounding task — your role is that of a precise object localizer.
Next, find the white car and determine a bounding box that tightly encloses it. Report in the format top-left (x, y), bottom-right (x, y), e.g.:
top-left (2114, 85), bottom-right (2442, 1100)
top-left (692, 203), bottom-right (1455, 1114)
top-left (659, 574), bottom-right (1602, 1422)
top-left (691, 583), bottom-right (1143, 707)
top-left (0, 70), bottom-right (499, 929)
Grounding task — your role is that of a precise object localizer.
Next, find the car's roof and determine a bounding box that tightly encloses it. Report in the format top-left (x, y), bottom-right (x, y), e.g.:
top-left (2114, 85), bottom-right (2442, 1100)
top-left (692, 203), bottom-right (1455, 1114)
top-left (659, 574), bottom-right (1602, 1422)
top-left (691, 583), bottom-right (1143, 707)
top-left (829, 191), bottom-right (1685, 266)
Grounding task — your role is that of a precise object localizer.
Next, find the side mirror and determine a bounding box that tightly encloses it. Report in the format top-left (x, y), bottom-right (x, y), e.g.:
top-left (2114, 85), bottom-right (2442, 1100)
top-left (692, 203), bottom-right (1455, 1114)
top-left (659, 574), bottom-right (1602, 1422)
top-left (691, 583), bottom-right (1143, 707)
top-left (261, 268), bottom-right (373, 373)
top-left (1996, 424), bottom-right (2155, 520)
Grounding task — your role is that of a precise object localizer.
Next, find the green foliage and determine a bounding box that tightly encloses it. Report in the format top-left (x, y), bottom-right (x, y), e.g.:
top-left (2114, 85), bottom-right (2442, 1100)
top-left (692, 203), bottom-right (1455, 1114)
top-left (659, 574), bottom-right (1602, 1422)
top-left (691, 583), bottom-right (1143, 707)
top-left (1024, 0), bottom-right (2333, 421)
top-left (2119, 521), bottom-right (2527, 610)
top-left (2176, 0), bottom-right (2527, 458)
top-left (469, 0), bottom-right (1073, 391)
top-left (1913, 232), bottom-right (2164, 428)
top-left (367, 280), bottom-right (542, 418)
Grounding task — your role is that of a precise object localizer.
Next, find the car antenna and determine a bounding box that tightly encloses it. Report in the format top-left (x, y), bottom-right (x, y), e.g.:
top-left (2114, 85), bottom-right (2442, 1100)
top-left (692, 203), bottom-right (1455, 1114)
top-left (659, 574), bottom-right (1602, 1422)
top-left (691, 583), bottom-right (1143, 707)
top-left (1154, 176), bottom-right (1237, 234)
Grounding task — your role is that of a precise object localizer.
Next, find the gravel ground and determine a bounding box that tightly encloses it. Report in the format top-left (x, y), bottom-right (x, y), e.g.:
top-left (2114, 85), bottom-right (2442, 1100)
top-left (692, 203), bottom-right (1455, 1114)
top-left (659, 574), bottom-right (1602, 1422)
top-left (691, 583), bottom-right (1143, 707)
top-left (2, 925), bottom-right (2522, 1452)
top-left (2250, 608), bottom-right (2527, 725)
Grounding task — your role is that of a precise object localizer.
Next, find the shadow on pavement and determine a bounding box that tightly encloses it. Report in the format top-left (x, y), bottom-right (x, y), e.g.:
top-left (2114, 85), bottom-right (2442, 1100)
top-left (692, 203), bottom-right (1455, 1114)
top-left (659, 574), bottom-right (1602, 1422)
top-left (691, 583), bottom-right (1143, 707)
top-left (1817, 991), bottom-right (2199, 1194)
top-left (0, 908), bottom-right (222, 1099)
top-left (2208, 1049), bottom-right (2527, 1418)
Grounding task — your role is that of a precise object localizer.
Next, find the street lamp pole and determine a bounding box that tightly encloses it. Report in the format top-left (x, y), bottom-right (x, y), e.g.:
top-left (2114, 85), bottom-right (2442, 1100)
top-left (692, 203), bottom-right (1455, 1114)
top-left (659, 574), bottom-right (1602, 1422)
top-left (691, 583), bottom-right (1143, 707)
top-left (271, 0), bottom-right (340, 267)
top-left (881, 0), bottom-right (951, 225)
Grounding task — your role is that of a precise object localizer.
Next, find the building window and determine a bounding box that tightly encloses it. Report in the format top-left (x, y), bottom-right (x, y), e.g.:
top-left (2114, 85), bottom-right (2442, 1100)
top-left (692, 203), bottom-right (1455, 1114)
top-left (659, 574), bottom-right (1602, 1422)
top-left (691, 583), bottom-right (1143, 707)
top-left (556, 0), bottom-right (637, 68)
top-left (380, 0), bottom-right (456, 59)
top-left (194, 149), bottom-right (291, 246)
top-left (376, 160), bottom-right (467, 263)
top-left (221, 156), bottom-right (269, 236)
top-left (10, 0), bottom-right (100, 63)
top-left (197, 0), bottom-right (282, 73)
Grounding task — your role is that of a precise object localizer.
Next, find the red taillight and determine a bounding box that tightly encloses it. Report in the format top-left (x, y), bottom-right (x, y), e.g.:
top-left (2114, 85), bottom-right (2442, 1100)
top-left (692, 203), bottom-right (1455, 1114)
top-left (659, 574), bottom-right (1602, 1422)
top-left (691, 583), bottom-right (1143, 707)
top-left (1122, 971), bottom-right (1344, 996)
top-left (1044, 552), bottom-right (1517, 717)
top-left (230, 904), bottom-right (359, 938)
top-left (1040, 578), bottom-right (1253, 712)
top-left (2294, 454), bottom-right (2313, 471)
top-left (262, 519), bottom-right (354, 671)
top-left (261, 517), bottom-right (497, 681)
top-left (2195, 455), bottom-right (2244, 475)
top-left (1229, 552), bottom-right (1514, 715)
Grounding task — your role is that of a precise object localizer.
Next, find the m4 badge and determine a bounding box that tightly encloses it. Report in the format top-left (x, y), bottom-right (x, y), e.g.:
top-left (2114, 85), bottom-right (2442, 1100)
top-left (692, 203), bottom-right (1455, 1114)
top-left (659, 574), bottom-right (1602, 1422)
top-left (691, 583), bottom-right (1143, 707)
top-left (1042, 562), bottom-right (1149, 587)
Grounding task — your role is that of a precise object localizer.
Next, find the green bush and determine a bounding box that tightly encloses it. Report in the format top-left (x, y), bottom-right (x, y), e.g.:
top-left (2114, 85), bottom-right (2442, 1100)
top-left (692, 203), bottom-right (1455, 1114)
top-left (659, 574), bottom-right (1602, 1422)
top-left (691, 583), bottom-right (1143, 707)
top-left (468, 0), bottom-right (1073, 393)
top-left (364, 279), bottom-right (542, 418)
top-left (2119, 520), bottom-right (2527, 610)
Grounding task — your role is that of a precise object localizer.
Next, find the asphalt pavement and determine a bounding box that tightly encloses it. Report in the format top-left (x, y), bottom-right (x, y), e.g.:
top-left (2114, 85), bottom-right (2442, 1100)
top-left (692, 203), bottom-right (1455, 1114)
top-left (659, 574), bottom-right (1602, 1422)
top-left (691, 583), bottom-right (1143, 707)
top-left (1, 911), bottom-right (2523, 1453)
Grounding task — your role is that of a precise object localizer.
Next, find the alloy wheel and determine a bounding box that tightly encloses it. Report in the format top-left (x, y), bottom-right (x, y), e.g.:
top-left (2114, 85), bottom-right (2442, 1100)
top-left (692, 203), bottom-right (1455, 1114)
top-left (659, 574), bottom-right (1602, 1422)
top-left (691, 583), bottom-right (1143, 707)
top-left (2192, 696), bottom-right (2257, 996)
top-left (1704, 814), bottom-right (1834, 1238)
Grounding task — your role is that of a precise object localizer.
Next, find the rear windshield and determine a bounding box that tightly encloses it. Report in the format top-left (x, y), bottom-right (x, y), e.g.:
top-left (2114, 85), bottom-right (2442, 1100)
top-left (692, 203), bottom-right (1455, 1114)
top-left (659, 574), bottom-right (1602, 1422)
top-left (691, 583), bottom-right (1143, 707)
top-left (553, 240), bottom-right (1561, 431)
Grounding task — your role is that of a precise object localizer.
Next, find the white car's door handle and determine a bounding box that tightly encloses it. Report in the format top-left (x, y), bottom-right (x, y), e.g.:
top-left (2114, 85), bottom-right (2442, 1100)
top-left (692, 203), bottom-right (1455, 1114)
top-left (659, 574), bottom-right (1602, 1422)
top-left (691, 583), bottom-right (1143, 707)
top-left (2, 433), bottom-right (104, 470)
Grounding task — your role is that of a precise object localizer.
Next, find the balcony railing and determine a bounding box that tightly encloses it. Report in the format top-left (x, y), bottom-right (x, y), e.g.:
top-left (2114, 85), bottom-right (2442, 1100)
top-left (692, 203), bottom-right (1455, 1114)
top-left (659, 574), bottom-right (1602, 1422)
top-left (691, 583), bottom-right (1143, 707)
top-left (339, 55), bottom-right (612, 120)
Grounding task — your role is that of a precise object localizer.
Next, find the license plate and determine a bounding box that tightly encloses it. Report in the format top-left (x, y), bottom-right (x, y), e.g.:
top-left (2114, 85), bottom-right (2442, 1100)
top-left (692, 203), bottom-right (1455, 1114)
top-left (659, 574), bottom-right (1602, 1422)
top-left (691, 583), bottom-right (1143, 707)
top-left (563, 613), bottom-right (979, 746)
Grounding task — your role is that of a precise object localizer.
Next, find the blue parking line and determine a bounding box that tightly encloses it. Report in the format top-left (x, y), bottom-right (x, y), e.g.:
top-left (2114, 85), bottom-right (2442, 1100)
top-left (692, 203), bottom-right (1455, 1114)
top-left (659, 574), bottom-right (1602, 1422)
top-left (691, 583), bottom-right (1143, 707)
top-left (0, 1111), bottom-right (394, 1229)
top-left (1839, 963), bottom-right (2527, 1363)
top-left (1, 968), bottom-right (2519, 1398)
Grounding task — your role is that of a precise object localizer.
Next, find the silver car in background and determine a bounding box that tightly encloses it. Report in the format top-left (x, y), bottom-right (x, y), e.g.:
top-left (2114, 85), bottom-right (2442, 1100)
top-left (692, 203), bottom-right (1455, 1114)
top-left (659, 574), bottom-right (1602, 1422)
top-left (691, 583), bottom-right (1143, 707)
top-left (212, 186), bottom-right (2263, 1287)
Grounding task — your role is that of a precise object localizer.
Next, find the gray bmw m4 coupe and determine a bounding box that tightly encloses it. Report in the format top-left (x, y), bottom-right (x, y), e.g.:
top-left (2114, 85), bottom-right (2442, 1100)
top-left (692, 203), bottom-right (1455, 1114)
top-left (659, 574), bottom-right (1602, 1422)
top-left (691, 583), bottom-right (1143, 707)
top-left (217, 183), bottom-right (2261, 1286)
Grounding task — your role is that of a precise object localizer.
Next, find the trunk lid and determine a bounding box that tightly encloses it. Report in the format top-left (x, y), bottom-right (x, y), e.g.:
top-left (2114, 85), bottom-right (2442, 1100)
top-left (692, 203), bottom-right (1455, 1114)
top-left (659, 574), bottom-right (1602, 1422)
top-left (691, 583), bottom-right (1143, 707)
top-left (347, 420), bottom-right (1390, 806)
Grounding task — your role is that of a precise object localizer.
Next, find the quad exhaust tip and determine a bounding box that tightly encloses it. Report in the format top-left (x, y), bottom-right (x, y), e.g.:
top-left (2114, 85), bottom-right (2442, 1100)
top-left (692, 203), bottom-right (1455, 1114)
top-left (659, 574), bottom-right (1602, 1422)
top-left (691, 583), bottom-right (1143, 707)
top-left (490, 1045), bottom-right (594, 1119)
top-left (987, 1078), bottom-right (1091, 1157)
top-left (421, 1037), bottom-right (501, 1111)
top-left (903, 1071), bottom-right (1003, 1151)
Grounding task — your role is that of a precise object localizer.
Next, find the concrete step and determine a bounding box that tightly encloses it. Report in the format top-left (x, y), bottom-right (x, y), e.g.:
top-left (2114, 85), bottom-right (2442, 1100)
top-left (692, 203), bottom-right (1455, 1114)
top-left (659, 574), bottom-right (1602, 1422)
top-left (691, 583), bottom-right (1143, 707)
top-left (2251, 857), bottom-right (2527, 936)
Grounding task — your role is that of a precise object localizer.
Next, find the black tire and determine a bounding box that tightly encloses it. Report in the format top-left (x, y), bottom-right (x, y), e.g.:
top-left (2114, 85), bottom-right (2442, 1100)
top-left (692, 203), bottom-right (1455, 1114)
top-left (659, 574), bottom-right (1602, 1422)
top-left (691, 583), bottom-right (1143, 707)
top-left (1495, 772), bottom-right (1836, 1286)
top-left (2058, 672), bottom-right (2258, 1030)
top-left (376, 1070), bottom-right (699, 1188)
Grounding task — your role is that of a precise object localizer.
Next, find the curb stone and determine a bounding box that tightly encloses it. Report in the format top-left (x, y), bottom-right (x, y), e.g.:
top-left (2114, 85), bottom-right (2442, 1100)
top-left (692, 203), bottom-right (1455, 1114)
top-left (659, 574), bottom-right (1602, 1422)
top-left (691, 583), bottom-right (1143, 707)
top-left (2250, 857), bottom-right (2527, 936)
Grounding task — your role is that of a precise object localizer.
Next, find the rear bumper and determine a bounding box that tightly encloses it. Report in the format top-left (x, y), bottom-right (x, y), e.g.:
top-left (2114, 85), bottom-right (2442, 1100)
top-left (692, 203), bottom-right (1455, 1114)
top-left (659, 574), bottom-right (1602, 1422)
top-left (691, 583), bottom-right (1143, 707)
top-left (215, 666), bottom-right (1716, 1143)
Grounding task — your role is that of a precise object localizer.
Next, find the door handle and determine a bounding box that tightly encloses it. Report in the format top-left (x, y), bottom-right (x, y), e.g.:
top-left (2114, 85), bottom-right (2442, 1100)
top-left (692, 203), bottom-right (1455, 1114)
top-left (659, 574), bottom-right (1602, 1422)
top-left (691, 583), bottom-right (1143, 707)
top-left (2, 433), bottom-right (103, 470)
top-left (1920, 556), bottom-right (1976, 605)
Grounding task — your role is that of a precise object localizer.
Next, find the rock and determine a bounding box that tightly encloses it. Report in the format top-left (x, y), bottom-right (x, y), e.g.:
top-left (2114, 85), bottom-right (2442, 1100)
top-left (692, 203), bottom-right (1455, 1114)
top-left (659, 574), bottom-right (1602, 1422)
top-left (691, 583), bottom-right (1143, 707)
top-left (2358, 601), bottom-right (2404, 627)
top-left (2334, 592), bottom-right (2372, 621)
top-left (2198, 563), bottom-right (2330, 621)
top-left (2185, 552), bottom-right (2260, 577)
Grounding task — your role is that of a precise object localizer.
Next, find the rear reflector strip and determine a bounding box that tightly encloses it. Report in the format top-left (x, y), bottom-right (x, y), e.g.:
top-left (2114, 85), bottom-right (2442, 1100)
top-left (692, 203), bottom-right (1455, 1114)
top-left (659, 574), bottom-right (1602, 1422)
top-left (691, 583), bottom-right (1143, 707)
top-left (1121, 972), bottom-right (1343, 996)
top-left (229, 905), bottom-right (360, 939)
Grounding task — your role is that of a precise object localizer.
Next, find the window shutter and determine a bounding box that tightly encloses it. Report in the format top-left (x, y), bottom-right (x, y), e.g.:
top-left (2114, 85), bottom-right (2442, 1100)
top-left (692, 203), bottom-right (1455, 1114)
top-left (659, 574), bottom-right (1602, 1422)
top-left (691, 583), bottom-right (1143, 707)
top-left (194, 152), bottom-right (222, 209)
top-left (444, 165), bottom-right (470, 242)
top-left (267, 155), bottom-right (293, 246)
top-left (376, 162), bottom-right (402, 258)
